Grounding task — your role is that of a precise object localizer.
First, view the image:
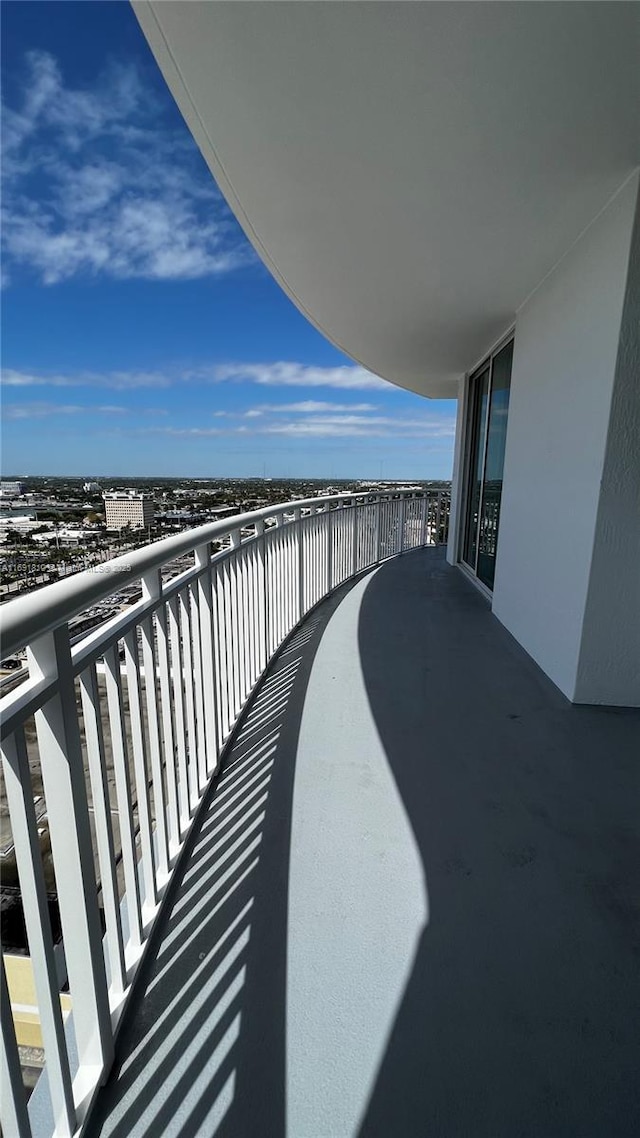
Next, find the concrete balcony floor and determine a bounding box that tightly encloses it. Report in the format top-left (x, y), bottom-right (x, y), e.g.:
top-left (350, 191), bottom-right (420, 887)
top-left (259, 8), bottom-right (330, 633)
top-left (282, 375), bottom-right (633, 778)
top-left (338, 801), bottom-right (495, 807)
top-left (88, 548), bottom-right (640, 1138)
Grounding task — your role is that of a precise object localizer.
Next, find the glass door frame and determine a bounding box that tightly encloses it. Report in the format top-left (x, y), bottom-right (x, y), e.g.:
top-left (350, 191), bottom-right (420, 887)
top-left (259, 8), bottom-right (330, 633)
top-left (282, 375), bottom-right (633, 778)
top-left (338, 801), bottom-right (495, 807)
top-left (459, 330), bottom-right (515, 588)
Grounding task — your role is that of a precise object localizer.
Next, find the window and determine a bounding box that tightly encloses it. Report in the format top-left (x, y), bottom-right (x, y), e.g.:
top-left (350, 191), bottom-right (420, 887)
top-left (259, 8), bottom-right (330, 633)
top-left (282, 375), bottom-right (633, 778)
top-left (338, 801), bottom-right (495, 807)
top-left (462, 337), bottom-right (513, 590)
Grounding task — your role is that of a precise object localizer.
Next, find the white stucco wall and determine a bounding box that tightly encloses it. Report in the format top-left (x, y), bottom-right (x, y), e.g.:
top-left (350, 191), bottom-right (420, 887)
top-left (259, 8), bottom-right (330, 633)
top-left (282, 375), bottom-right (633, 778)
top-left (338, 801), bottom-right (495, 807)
top-left (574, 186), bottom-right (640, 705)
top-left (491, 172), bottom-right (639, 704)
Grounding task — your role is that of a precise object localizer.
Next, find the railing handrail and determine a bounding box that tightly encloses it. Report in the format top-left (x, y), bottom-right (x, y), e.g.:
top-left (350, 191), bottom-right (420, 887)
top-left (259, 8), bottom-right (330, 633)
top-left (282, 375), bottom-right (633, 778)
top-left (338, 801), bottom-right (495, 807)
top-left (0, 490), bottom-right (399, 660)
top-left (1, 486), bottom-right (450, 1138)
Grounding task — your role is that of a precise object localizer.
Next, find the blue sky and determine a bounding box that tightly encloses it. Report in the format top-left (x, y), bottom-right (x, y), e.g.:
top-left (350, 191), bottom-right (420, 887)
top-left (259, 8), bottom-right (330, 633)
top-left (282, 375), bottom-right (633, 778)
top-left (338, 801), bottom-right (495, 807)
top-left (1, 1), bottom-right (456, 480)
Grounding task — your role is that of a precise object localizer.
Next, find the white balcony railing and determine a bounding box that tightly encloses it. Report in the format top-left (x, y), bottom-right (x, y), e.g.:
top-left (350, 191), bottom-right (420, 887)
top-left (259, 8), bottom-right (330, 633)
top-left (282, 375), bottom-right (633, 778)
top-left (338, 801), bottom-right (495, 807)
top-left (0, 489), bottom-right (448, 1138)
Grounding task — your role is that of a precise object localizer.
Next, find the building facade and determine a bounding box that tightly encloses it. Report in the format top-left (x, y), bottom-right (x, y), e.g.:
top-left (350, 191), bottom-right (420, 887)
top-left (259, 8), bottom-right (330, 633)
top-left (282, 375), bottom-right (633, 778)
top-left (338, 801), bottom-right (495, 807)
top-left (0, 482), bottom-right (26, 497)
top-left (102, 491), bottom-right (154, 531)
top-left (134, 0), bottom-right (640, 706)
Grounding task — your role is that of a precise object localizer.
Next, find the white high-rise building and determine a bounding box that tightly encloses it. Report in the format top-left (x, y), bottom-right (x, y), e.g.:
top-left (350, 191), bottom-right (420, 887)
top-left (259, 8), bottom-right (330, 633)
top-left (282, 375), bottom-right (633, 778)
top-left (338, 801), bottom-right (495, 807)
top-left (0, 481), bottom-right (26, 497)
top-left (134, 1), bottom-right (639, 706)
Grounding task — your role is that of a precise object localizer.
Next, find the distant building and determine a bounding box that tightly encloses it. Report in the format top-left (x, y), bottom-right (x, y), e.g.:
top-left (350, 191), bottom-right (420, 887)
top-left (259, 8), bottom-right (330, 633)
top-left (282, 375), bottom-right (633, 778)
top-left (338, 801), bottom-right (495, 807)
top-left (83, 481), bottom-right (101, 493)
top-left (0, 481), bottom-right (26, 497)
top-left (103, 491), bottom-right (154, 531)
top-left (0, 514), bottom-right (38, 538)
top-left (208, 505), bottom-right (238, 518)
top-left (31, 528), bottom-right (98, 548)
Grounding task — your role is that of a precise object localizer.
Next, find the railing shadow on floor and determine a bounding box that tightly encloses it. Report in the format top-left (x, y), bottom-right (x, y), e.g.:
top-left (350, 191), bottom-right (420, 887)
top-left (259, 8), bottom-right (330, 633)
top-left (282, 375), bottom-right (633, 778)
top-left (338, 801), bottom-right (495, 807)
top-left (85, 546), bottom-right (640, 1138)
top-left (86, 579), bottom-right (361, 1138)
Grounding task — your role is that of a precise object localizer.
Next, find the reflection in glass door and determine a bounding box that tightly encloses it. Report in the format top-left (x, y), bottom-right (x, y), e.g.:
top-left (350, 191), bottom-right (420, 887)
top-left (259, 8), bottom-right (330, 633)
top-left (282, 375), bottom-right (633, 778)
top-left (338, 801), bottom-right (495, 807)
top-left (462, 364), bottom-right (490, 570)
top-left (462, 338), bottom-right (513, 589)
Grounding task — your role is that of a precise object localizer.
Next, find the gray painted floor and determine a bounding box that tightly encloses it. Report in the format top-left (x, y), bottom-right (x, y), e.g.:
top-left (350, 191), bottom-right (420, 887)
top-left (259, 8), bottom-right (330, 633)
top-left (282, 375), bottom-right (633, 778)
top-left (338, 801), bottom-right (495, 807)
top-left (87, 549), bottom-right (640, 1138)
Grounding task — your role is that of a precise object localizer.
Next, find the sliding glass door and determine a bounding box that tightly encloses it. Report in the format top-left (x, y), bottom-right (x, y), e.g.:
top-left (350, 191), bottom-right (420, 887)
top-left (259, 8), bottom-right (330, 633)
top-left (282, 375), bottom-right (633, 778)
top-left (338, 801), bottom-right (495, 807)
top-left (462, 338), bottom-right (513, 590)
top-left (462, 363), bottom-right (490, 571)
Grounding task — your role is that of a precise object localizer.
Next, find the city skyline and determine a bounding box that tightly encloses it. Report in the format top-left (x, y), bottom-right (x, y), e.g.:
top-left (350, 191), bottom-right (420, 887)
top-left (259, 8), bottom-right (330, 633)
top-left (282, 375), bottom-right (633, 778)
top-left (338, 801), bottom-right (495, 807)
top-left (1, 1), bottom-right (456, 480)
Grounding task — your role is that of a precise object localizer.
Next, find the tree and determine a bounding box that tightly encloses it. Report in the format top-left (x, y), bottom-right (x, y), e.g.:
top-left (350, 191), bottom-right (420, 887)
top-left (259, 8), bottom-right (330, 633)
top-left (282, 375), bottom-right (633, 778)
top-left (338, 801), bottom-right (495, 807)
top-left (4, 529), bottom-right (34, 546)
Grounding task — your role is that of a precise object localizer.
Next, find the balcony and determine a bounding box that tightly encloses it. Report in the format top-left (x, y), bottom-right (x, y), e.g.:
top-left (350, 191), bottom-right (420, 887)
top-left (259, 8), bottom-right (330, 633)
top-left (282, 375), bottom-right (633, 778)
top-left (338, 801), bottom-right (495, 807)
top-left (2, 491), bottom-right (639, 1137)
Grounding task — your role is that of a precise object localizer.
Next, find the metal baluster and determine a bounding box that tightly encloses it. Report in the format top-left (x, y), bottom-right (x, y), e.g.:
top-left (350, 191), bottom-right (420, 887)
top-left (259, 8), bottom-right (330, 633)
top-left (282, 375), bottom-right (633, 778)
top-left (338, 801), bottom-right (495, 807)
top-left (274, 522), bottom-right (280, 655)
top-left (1, 729), bottom-right (75, 1136)
top-left (179, 589), bottom-right (199, 810)
top-left (308, 511), bottom-right (314, 606)
top-left (29, 626), bottom-right (113, 1080)
top-left (154, 600), bottom-right (180, 855)
top-left (243, 539), bottom-right (253, 687)
top-left (103, 643), bottom-right (144, 950)
top-left (275, 519), bottom-right (284, 646)
top-left (167, 597), bottom-right (191, 831)
top-left (327, 505), bottom-right (333, 593)
top-left (279, 521), bottom-right (287, 640)
top-left (243, 544), bottom-right (254, 693)
top-left (265, 524), bottom-right (274, 662)
top-left (293, 508), bottom-right (303, 623)
top-left (313, 509), bottom-right (320, 605)
top-left (228, 532), bottom-right (242, 721)
top-left (232, 540), bottom-right (246, 708)
top-left (79, 663), bottom-right (127, 998)
top-left (419, 494), bottom-right (427, 546)
top-left (1, 953), bottom-right (33, 1138)
top-left (240, 544), bottom-right (251, 700)
top-left (214, 559), bottom-right (230, 745)
top-left (140, 571), bottom-right (169, 881)
top-left (195, 542), bottom-right (219, 779)
top-left (246, 543), bottom-right (257, 694)
top-left (211, 561), bottom-right (226, 746)
top-left (189, 574), bottom-right (208, 795)
top-left (286, 519), bottom-right (295, 635)
top-left (255, 519), bottom-right (267, 675)
top-left (123, 626), bottom-right (158, 910)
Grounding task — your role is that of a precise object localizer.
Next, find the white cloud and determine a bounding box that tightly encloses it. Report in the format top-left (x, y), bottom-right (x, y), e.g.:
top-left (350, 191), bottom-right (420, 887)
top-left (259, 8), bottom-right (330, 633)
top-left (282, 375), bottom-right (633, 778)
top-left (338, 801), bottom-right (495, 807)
top-left (142, 410), bottom-right (455, 442)
top-left (209, 363), bottom-right (390, 391)
top-left (273, 413), bottom-right (452, 430)
top-left (259, 400), bottom-right (379, 414)
top-left (141, 427), bottom-right (228, 438)
top-left (1, 363), bottom-right (455, 441)
top-left (1, 367), bottom-right (172, 390)
top-left (1, 362), bottom-right (390, 393)
top-left (2, 51), bottom-right (250, 284)
top-left (3, 52), bottom-right (142, 158)
top-left (262, 415), bottom-right (455, 439)
top-left (2, 402), bottom-right (126, 420)
top-left (213, 400), bottom-right (379, 417)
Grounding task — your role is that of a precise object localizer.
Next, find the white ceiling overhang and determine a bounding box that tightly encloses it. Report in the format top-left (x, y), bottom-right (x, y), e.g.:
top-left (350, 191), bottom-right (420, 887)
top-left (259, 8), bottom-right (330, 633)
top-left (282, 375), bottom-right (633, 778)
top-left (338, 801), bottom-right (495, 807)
top-left (133, 1), bottom-right (639, 399)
